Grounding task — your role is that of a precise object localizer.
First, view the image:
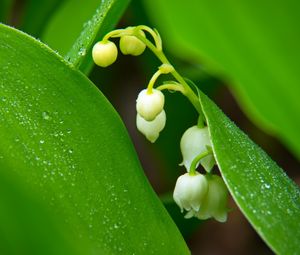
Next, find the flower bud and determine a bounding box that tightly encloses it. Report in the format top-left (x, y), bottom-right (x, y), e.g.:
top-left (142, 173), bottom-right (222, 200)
top-left (173, 172), bottom-right (208, 212)
top-left (180, 126), bottom-right (215, 172)
top-left (159, 63), bottom-right (174, 74)
top-left (191, 175), bottom-right (229, 222)
top-left (136, 110), bottom-right (166, 143)
top-left (120, 30), bottom-right (146, 56)
top-left (92, 40), bottom-right (118, 67)
top-left (136, 89), bottom-right (165, 121)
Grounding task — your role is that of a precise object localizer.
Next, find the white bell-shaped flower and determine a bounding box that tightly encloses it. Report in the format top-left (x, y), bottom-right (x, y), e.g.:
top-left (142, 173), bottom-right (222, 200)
top-left (136, 89), bottom-right (164, 121)
top-left (92, 40), bottom-right (118, 67)
top-left (136, 110), bottom-right (166, 143)
top-left (180, 125), bottom-right (215, 172)
top-left (185, 175), bottom-right (228, 222)
top-left (173, 172), bottom-right (208, 212)
top-left (120, 29), bottom-right (146, 56)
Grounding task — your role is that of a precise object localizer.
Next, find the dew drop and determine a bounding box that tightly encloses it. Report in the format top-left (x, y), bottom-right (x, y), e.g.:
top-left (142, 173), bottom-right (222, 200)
top-left (42, 111), bottom-right (50, 120)
top-left (78, 48), bottom-right (87, 56)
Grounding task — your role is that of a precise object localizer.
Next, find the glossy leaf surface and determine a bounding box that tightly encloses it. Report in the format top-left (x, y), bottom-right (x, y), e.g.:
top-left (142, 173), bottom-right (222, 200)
top-left (0, 24), bottom-right (189, 255)
top-left (199, 92), bottom-right (300, 255)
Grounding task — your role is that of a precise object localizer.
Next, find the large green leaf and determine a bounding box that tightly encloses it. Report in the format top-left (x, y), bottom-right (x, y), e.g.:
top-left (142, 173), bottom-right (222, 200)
top-left (0, 170), bottom-right (84, 255)
top-left (42, 0), bottom-right (130, 74)
top-left (143, 0), bottom-right (300, 159)
top-left (0, 24), bottom-right (189, 254)
top-left (199, 91), bottom-right (300, 254)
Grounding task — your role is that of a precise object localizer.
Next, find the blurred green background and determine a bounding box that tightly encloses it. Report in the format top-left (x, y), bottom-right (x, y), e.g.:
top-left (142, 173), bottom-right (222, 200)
top-left (1, 0), bottom-right (300, 254)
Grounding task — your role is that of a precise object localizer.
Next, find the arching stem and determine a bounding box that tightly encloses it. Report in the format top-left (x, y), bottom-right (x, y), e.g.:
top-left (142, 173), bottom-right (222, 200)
top-left (134, 31), bottom-right (205, 120)
top-left (189, 150), bottom-right (213, 176)
top-left (156, 83), bottom-right (185, 94)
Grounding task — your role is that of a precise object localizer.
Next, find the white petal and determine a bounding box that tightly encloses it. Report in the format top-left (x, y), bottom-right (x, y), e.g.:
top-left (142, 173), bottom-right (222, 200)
top-left (136, 110), bottom-right (166, 143)
top-left (173, 172), bottom-right (208, 212)
top-left (180, 125), bottom-right (215, 172)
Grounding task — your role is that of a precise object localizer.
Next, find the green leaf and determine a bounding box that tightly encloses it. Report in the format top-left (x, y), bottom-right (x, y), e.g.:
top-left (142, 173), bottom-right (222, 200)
top-left (0, 170), bottom-right (84, 255)
top-left (0, 24), bottom-right (189, 254)
top-left (20, 0), bottom-right (64, 37)
top-left (198, 91), bottom-right (300, 255)
top-left (41, 0), bottom-right (130, 74)
top-left (143, 0), bottom-right (300, 159)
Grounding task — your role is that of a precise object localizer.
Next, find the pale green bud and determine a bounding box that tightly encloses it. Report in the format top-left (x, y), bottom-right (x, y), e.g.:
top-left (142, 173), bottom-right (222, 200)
top-left (136, 110), bottom-right (166, 143)
top-left (159, 63), bottom-right (174, 74)
top-left (185, 175), bottom-right (228, 222)
top-left (92, 40), bottom-right (118, 67)
top-left (136, 89), bottom-right (165, 121)
top-left (120, 30), bottom-right (146, 56)
top-left (173, 172), bottom-right (208, 212)
top-left (180, 126), bottom-right (215, 172)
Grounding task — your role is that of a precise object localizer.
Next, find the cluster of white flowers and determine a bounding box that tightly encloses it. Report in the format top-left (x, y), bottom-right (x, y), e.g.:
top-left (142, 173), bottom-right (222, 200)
top-left (92, 25), bottom-right (229, 223)
top-left (135, 92), bottom-right (229, 222)
top-left (174, 125), bottom-right (228, 222)
top-left (91, 26), bottom-right (167, 143)
top-left (174, 171), bottom-right (228, 222)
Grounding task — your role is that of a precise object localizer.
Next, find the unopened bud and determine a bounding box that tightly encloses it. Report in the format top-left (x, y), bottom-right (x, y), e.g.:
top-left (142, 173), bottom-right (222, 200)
top-left (92, 40), bottom-right (118, 67)
top-left (136, 110), bottom-right (166, 143)
top-left (136, 89), bottom-right (164, 121)
top-left (180, 126), bottom-right (215, 172)
top-left (159, 64), bottom-right (174, 74)
top-left (120, 29), bottom-right (146, 56)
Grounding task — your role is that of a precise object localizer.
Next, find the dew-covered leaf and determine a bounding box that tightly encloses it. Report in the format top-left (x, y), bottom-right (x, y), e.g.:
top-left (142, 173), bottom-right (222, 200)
top-left (0, 23), bottom-right (189, 254)
top-left (0, 170), bottom-right (85, 255)
top-left (198, 91), bottom-right (300, 255)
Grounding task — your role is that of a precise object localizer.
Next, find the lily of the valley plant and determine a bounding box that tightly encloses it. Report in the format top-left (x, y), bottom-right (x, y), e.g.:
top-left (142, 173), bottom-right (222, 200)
top-left (92, 25), bottom-right (229, 223)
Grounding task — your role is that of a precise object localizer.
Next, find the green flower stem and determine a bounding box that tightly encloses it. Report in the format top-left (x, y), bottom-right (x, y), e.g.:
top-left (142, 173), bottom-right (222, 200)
top-left (147, 69), bottom-right (162, 94)
top-left (197, 115), bottom-right (205, 128)
top-left (136, 25), bottom-right (162, 50)
top-left (189, 150), bottom-right (213, 176)
top-left (171, 70), bottom-right (204, 116)
top-left (102, 26), bottom-right (205, 121)
top-left (103, 29), bottom-right (127, 41)
top-left (134, 32), bottom-right (205, 119)
top-left (156, 83), bottom-right (185, 94)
